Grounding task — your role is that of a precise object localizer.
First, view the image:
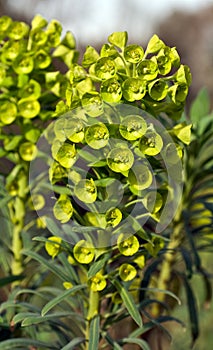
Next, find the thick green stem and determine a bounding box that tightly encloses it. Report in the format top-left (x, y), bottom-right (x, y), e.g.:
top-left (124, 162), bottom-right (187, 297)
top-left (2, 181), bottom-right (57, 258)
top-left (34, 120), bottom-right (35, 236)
top-left (9, 196), bottom-right (25, 286)
top-left (11, 220), bottom-right (24, 277)
top-left (85, 289), bottom-right (99, 349)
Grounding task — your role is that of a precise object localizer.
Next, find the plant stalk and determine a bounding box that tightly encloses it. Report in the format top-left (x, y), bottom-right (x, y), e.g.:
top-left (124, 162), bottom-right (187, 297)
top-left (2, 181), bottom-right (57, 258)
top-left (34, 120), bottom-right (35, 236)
top-left (85, 289), bottom-right (99, 349)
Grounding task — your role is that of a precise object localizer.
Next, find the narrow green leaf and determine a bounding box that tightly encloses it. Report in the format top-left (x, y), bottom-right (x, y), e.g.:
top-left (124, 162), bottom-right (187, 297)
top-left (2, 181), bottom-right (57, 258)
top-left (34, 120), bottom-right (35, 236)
top-left (22, 249), bottom-right (70, 281)
top-left (42, 284), bottom-right (86, 316)
top-left (88, 315), bottom-right (100, 350)
top-left (122, 337), bottom-right (151, 350)
top-left (87, 254), bottom-right (109, 279)
top-left (105, 334), bottom-right (123, 349)
top-left (20, 312), bottom-right (83, 326)
top-left (190, 87), bottom-right (210, 123)
top-left (0, 275), bottom-right (23, 287)
top-left (61, 338), bottom-right (85, 350)
top-left (181, 273), bottom-right (199, 346)
top-left (113, 280), bottom-right (142, 327)
top-left (0, 338), bottom-right (58, 349)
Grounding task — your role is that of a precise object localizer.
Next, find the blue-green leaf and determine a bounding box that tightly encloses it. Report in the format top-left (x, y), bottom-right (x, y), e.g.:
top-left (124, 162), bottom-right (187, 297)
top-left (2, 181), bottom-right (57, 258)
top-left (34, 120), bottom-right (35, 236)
top-left (88, 315), bottom-right (100, 350)
top-left (0, 338), bottom-right (58, 349)
top-left (113, 280), bottom-right (142, 327)
top-left (41, 284), bottom-right (87, 316)
top-left (190, 87), bottom-right (210, 123)
top-left (122, 337), bottom-right (151, 350)
top-left (59, 338), bottom-right (86, 350)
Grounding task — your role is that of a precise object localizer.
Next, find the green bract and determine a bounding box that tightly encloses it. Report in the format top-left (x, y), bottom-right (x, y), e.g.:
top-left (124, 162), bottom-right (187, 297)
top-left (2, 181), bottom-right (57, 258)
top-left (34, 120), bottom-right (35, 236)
top-left (142, 192), bottom-right (163, 214)
top-left (8, 21), bottom-right (29, 40)
top-left (89, 272), bottom-right (107, 291)
top-left (53, 194), bottom-right (73, 223)
top-left (34, 50), bottom-right (51, 69)
top-left (45, 236), bottom-right (62, 258)
top-left (95, 57), bottom-right (116, 80)
top-left (82, 92), bottom-right (103, 117)
top-left (18, 100), bottom-right (40, 119)
top-left (74, 179), bottom-right (97, 203)
top-left (54, 142), bottom-right (77, 168)
top-left (148, 79), bottom-right (168, 101)
top-left (164, 143), bottom-right (182, 164)
top-left (173, 123), bottom-right (192, 145)
top-left (108, 31), bottom-right (128, 49)
top-left (105, 207), bottom-right (122, 227)
top-left (156, 47), bottom-right (172, 75)
top-left (107, 147), bottom-right (134, 173)
top-left (128, 164), bottom-right (153, 191)
top-left (85, 123), bottom-right (109, 149)
top-left (0, 15), bottom-right (12, 32)
top-left (146, 34), bottom-right (165, 54)
top-left (139, 131), bottom-right (163, 156)
top-left (119, 263), bottom-right (137, 281)
top-left (73, 240), bottom-right (95, 264)
top-left (101, 78), bottom-right (122, 102)
top-left (117, 234), bottom-right (139, 256)
top-left (122, 78), bottom-right (146, 102)
top-left (54, 117), bottom-right (85, 143)
top-left (19, 142), bottom-right (37, 161)
top-left (13, 55), bottom-right (34, 74)
top-left (119, 115), bottom-right (147, 140)
top-left (0, 101), bottom-right (17, 125)
top-left (29, 194), bottom-right (45, 211)
top-left (124, 44), bottom-right (144, 63)
top-left (20, 79), bottom-right (41, 100)
top-left (137, 59), bottom-right (158, 80)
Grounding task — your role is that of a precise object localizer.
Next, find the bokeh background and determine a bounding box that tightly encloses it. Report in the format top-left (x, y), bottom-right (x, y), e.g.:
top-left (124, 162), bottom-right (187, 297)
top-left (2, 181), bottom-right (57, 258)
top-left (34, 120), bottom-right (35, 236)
top-left (1, 1), bottom-right (213, 349)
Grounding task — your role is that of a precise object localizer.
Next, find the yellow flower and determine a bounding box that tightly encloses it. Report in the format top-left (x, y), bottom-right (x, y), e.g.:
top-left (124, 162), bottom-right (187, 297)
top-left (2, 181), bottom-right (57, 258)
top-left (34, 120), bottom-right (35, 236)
top-left (63, 282), bottom-right (73, 289)
top-left (117, 234), bottom-right (139, 256)
top-left (73, 240), bottom-right (95, 264)
top-left (89, 272), bottom-right (107, 292)
top-left (45, 236), bottom-right (62, 258)
top-left (119, 263), bottom-right (137, 282)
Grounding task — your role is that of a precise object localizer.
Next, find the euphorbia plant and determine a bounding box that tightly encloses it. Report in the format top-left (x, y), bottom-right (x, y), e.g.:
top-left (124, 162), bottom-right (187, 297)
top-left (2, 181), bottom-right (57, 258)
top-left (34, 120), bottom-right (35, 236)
top-left (26, 28), bottom-right (192, 349)
top-left (1, 14), bottom-right (211, 350)
top-left (0, 14), bottom-right (77, 280)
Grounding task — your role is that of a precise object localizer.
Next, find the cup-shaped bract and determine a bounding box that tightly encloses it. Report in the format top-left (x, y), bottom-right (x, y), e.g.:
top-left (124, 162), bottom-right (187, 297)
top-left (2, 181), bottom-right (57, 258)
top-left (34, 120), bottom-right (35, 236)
top-left (124, 44), bottom-right (144, 63)
top-left (45, 236), bottom-right (62, 258)
top-left (53, 194), bottom-right (73, 223)
top-left (74, 179), bottom-right (97, 204)
top-left (128, 164), bottom-right (153, 191)
top-left (139, 131), bottom-right (163, 156)
top-left (117, 234), bottom-right (139, 256)
top-left (18, 100), bottom-right (40, 119)
top-left (105, 207), bottom-right (122, 227)
top-left (89, 272), bottom-right (107, 291)
top-left (142, 191), bottom-right (163, 214)
top-left (122, 78), bottom-right (146, 102)
top-left (95, 57), bottom-right (116, 80)
top-left (101, 78), bottom-right (122, 103)
top-left (119, 115), bottom-right (147, 141)
top-left (19, 142), bottom-right (38, 161)
top-left (0, 101), bottom-right (17, 125)
top-left (148, 79), bottom-right (168, 101)
top-left (73, 240), bottom-right (95, 264)
top-left (54, 142), bottom-right (77, 168)
top-left (137, 59), bottom-right (158, 81)
top-left (85, 123), bottom-right (109, 149)
top-left (107, 147), bottom-right (134, 173)
top-left (119, 263), bottom-right (137, 281)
